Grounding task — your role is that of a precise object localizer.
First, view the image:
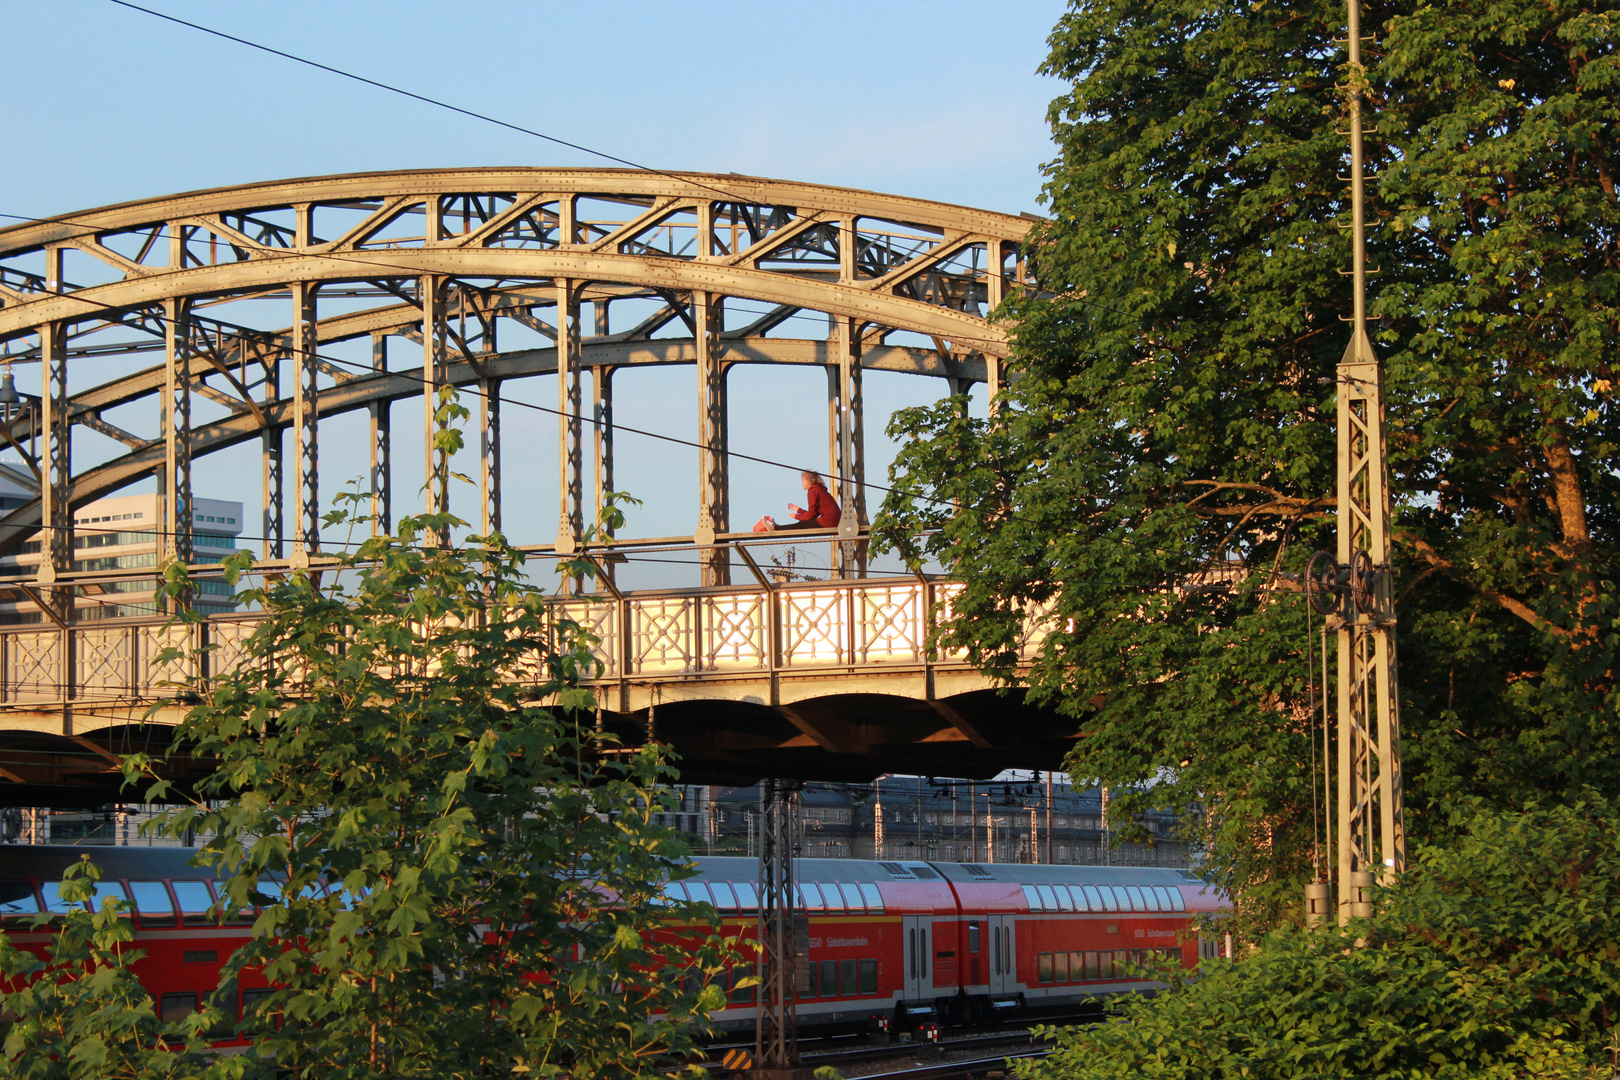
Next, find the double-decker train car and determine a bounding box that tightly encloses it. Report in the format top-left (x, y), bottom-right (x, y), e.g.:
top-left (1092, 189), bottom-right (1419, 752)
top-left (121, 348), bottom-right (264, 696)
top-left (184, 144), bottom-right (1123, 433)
top-left (675, 857), bottom-right (1228, 1034)
top-left (0, 848), bottom-right (1228, 1041)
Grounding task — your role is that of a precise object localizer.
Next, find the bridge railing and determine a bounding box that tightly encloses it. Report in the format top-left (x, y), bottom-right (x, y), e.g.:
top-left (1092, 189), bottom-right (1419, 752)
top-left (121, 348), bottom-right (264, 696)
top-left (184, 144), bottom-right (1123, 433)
top-left (0, 573), bottom-right (1032, 710)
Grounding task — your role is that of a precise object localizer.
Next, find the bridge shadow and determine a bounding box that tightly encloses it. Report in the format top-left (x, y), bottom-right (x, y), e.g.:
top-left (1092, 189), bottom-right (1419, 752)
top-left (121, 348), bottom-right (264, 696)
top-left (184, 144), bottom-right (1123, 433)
top-left (599, 689), bottom-right (1079, 785)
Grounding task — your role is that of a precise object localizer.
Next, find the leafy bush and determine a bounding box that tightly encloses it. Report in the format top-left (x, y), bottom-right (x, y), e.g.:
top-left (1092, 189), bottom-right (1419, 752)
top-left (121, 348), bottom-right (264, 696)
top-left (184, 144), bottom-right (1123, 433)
top-left (1013, 798), bottom-right (1620, 1080)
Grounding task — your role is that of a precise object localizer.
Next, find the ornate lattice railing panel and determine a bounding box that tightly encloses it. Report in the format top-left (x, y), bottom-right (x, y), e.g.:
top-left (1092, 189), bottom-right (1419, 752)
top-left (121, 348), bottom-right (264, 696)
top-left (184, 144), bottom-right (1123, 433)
top-left (6, 631), bottom-right (62, 702)
top-left (629, 596), bottom-right (697, 675)
top-left (780, 588), bottom-right (849, 667)
top-left (933, 583), bottom-right (969, 661)
top-left (76, 627), bottom-right (133, 698)
top-left (138, 621), bottom-right (197, 695)
top-left (206, 618), bottom-right (261, 682)
top-left (702, 593), bottom-right (768, 670)
top-left (855, 583), bottom-right (925, 663)
top-left (554, 599), bottom-right (620, 680)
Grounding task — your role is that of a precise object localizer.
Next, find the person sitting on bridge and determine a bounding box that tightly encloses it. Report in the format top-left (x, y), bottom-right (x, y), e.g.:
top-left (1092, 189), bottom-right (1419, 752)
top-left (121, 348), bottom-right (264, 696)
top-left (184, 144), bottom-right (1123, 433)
top-left (772, 470), bottom-right (840, 531)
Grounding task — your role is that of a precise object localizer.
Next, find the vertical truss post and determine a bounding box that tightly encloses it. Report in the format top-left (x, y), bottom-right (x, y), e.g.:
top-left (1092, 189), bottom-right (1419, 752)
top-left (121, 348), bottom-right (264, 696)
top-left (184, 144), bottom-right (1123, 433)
top-left (593, 365), bottom-right (615, 530)
top-left (290, 281), bottom-right (319, 566)
top-left (422, 275), bottom-right (450, 543)
top-left (36, 305), bottom-right (70, 610)
top-left (161, 298), bottom-right (194, 567)
top-left (754, 778), bottom-right (802, 1074)
top-left (261, 342), bottom-right (283, 560)
top-left (695, 291), bottom-right (729, 585)
top-left (982, 237), bottom-right (1005, 412)
top-left (556, 279), bottom-right (584, 556)
top-left (369, 333), bottom-right (391, 537)
top-left (480, 376), bottom-right (502, 538)
top-left (1333, 0), bottom-right (1404, 922)
top-left (830, 316), bottom-right (867, 577)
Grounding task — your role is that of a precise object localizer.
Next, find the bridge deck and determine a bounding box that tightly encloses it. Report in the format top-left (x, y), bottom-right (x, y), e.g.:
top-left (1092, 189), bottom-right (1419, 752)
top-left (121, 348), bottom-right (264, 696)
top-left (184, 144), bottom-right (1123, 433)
top-left (0, 571), bottom-right (1075, 801)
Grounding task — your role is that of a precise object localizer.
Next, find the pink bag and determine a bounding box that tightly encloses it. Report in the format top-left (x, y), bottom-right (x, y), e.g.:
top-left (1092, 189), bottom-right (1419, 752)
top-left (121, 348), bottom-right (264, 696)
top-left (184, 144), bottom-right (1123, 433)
top-left (752, 515), bottom-right (776, 533)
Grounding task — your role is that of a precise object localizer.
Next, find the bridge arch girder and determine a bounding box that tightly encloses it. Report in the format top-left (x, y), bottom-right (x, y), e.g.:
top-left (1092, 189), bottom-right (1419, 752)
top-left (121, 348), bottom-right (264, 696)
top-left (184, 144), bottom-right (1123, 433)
top-left (0, 168), bottom-right (1030, 575)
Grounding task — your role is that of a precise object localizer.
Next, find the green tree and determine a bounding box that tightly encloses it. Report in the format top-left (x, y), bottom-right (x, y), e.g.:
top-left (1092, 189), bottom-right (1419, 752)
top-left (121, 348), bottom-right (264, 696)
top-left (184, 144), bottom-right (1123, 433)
top-left (1010, 797), bottom-right (1620, 1080)
top-left (875, 0), bottom-right (1618, 926)
top-left (0, 857), bottom-right (214, 1080)
top-left (129, 498), bottom-right (737, 1080)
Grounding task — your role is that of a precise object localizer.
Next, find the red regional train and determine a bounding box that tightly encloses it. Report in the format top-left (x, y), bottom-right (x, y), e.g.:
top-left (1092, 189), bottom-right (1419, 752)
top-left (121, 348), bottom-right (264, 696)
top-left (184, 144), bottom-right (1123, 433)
top-left (684, 857), bottom-right (1228, 1034)
top-left (0, 847), bottom-right (1228, 1040)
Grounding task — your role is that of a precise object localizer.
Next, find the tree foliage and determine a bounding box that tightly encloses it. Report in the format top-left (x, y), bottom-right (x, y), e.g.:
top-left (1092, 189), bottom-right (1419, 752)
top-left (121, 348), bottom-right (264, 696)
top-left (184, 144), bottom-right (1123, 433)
top-left (875, 0), bottom-right (1619, 924)
top-left (0, 858), bottom-right (210, 1080)
top-left (120, 499), bottom-right (735, 1080)
top-left (1010, 797), bottom-right (1620, 1079)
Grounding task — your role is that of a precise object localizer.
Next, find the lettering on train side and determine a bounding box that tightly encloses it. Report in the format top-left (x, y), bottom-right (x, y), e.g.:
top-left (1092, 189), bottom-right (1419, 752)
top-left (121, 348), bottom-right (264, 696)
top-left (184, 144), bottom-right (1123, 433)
top-left (808, 936), bottom-right (870, 949)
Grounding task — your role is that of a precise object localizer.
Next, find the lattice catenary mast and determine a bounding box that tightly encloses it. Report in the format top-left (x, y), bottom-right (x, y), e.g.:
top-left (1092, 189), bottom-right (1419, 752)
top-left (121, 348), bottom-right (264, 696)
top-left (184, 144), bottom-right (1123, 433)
top-left (1319, 0), bottom-right (1406, 925)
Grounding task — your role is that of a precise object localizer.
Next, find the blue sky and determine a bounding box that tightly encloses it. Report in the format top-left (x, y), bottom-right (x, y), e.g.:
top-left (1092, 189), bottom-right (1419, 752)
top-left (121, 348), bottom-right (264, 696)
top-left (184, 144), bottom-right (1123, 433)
top-left (3, 0), bottom-right (1068, 565)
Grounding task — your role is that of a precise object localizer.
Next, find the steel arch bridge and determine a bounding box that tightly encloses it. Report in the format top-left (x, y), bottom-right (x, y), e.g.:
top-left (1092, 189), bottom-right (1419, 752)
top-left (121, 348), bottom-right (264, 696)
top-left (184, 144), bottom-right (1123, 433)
top-left (0, 169), bottom-right (1075, 800)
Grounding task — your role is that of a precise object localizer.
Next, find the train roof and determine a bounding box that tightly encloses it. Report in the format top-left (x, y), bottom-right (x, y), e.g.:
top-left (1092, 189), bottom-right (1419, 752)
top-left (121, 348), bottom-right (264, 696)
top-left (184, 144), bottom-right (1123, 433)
top-left (0, 845), bottom-right (213, 880)
top-left (0, 847), bottom-right (1222, 901)
top-left (692, 856), bottom-right (1213, 889)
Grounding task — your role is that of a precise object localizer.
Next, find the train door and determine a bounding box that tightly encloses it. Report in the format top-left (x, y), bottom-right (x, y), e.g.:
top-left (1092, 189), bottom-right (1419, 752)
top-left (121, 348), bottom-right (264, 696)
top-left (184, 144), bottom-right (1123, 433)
top-left (902, 915), bottom-right (931, 1000)
top-left (987, 915), bottom-right (1015, 995)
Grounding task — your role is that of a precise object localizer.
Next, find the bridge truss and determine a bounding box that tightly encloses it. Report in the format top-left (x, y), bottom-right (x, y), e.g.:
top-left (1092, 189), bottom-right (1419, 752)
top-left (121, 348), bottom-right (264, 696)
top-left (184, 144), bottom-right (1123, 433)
top-left (0, 169), bottom-right (1057, 799)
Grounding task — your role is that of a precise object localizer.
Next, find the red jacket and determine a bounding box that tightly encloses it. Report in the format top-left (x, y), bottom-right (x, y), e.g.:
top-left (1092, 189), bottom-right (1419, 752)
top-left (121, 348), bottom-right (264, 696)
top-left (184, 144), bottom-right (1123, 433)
top-left (794, 484), bottom-right (840, 527)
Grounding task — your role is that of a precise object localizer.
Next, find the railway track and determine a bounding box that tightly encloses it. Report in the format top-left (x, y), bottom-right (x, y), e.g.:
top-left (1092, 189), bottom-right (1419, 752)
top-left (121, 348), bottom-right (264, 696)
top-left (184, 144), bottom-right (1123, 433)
top-left (803, 1031), bottom-right (1050, 1069)
top-left (858, 1048), bottom-right (1049, 1080)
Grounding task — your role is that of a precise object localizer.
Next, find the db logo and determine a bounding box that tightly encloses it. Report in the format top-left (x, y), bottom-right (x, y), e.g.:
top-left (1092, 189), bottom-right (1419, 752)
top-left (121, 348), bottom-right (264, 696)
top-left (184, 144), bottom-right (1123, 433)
top-left (1134, 930), bottom-right (1145, 939)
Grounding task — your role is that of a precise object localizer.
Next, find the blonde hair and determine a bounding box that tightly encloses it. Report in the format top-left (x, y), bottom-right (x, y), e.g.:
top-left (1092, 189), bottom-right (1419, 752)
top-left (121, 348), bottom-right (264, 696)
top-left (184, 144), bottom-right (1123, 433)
top-left (801, 470), bottom-right (825, 487)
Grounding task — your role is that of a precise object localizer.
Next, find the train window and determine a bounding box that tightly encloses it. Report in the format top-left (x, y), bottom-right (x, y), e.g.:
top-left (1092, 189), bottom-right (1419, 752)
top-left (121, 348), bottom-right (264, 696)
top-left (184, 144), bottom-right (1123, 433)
top-left (40, 880), bottom-right (127, 915)
top-left (0, 882), bottom-right (40, 917)
top-left (820, 960), bottom-right (836, 998)
top-left (858, 883), bottom-right (883, 913)
top-left (1095, 887), bottom-right (1118, 913)
top-left (709, 882), bottom-right (738, 914)
top-left (662, 881), bottom-right (688, 905)
top-left (1036, 884), bottom-right (1059, 911)
top-left (727, 968), bottom-right (753, 1005)
top-left (734, 882), bottom-right (759, 912)
top-left (1067, 885), bottom-right (1089, 912)
top-left (1084, 950), bottom-right (1099, 980)
top-left (685, 882), bottom-right (714, 908)
top-left (1020, 885), bottom-right (1042, 911)
top-left (209, 882), bottom-right (256, 926)
top-left (240, 986), bottom-right (276, 1030)
top-left (968, 921), bottom-right (980, 953)
top-left (1037, 952), bottom-right (1053, 983)
top-left (1053, 950), bottom-right (1069, 982)
top-left (1141, 886), bottom-right (1161, 913)
top-left (838, 958), bottom-right (857, 996)
top-left (1126, 886), bottom-right (1147, 912)
top-left (838, 883), bottom-right (864, 912)
top-left (1110, 886), bottom-right (1131, 911)
top-left (128, 882), bottom-right (176, 927)
top-left (797, 883), bottom-right (821, 911)
top-left (859, 959), bottom-right (877, 994)
top-left (172, 880), bottom-right (215, 925)
top-left (1055, 885), bottom-right (1075, 912)
top-left (255, 880), bottom-right (283, 904)
top-left (820, 885), bottom-right (845, 914)
top-left (1159, 886), bottom-right (1185, 912)
top-left (1069, 950), bottom-right (1085, 980)
top-left (1082, 885), bottom-right (1104, 911)
top-left (160, 992), bottom-right (198, 1023)
top-left (800, 961), bottom-right (817, 998)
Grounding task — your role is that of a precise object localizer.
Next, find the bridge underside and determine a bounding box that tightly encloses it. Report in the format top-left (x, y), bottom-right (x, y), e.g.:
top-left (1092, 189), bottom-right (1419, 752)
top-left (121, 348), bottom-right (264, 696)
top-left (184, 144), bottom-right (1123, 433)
top-left (0, 688), bottom-right (1077, 806)
top-left (604, 689), bottom-right (1077, 785)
